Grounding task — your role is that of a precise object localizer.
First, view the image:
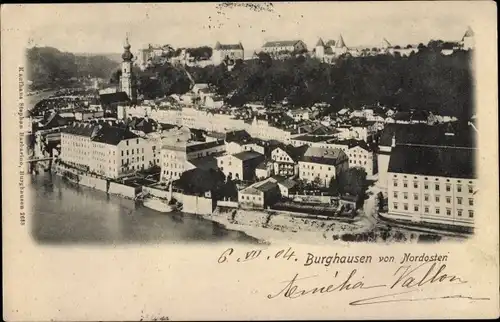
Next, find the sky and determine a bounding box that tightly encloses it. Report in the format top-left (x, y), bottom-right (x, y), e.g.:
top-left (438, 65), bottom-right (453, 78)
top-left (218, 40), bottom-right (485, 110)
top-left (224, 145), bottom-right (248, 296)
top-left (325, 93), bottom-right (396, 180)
top-left (22, 2), bottom-right (478, 54)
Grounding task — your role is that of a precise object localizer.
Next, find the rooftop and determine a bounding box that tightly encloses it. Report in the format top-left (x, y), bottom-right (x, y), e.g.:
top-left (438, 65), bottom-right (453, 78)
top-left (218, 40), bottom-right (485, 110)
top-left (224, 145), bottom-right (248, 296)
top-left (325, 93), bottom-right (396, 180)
top-left (262, 40), bottom-right (303, 47)
top-left (388, 145), bottom-right (476, 179)
top-left (92, 125), bottom-right (139, 145)
top-left (379, 123), bottom-right (476, 148)
top-left (99, 92), bottom-right (130, 105)
top-left (233, 150), bottom-right (264, 161)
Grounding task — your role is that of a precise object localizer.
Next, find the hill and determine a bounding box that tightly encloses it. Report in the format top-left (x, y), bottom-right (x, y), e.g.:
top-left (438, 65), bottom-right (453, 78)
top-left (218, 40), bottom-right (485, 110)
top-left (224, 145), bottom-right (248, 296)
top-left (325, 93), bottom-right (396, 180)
top-left (27, 47), bottom-right (120, 90)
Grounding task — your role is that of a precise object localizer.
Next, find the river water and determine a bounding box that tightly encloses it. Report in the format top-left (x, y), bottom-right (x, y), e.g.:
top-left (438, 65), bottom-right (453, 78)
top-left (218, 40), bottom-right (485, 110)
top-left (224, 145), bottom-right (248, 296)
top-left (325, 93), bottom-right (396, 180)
top-left (28, 173), bottom-right (258, 244)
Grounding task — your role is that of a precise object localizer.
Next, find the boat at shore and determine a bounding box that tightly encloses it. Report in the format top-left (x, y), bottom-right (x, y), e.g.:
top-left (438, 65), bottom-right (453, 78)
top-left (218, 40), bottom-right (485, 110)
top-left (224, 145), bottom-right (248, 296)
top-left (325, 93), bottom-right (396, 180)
top-left (142, 181), bottom-right (178, 213)
top-left (143, 196), bottom-right (175, 213)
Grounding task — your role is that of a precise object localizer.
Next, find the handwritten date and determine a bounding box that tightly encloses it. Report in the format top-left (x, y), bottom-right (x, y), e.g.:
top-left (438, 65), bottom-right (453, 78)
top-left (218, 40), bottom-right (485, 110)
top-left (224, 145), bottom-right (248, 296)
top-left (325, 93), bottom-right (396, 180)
top-left (218, 247), bottom-right (296, 263)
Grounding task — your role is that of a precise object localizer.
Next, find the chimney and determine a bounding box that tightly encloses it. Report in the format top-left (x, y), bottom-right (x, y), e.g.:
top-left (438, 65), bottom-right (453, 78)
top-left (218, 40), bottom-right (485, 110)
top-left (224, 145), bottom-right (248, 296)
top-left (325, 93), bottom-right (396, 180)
top-left (391, 134), bottom-right (396, 147)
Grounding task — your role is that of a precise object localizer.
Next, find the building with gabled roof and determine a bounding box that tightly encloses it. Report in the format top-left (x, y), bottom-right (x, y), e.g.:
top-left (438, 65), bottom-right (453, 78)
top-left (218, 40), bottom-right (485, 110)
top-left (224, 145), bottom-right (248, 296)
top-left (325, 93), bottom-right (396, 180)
top-left (298, 148), bottom-right (348, 187)
top-left (216, 150), bottom-right (265, 182)
top-left (261, 40), bottom-right (307, 54)
top-left (238, 177), bottom-right (281, 209)
top-left (271, 144), bottom-right (309, 177)
top-left (212, 41), bottom-right (244, 65)
top-left (60, 122), bottom-right (151, 178)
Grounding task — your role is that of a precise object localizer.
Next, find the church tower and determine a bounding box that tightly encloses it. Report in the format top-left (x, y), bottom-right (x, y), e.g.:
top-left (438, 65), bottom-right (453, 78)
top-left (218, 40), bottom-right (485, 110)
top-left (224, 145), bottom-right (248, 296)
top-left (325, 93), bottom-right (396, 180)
top-left (120, 35), bottom-right (136, 101)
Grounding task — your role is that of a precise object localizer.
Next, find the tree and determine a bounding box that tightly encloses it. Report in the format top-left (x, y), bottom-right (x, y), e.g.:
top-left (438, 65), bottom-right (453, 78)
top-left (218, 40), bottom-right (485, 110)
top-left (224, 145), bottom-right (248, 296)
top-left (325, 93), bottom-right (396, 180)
top-left (328, 177), bottom-right (340, 196)
top-left (427, 39), bottom-right (444, 52)
top-left (376, 191), bottom-right (385, 211)
top-left (337, 167), bottom-right (368, 197)
top-left (312, 176), bottom-right (322, 188)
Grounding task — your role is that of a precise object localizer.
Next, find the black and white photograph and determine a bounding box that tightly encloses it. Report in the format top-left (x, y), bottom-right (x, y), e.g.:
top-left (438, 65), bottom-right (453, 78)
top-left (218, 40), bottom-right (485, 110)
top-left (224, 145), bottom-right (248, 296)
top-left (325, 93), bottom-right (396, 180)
top-left (23, 2), bottom-right (478, 245)
top-left (2, 2), bottom-right (498, 321)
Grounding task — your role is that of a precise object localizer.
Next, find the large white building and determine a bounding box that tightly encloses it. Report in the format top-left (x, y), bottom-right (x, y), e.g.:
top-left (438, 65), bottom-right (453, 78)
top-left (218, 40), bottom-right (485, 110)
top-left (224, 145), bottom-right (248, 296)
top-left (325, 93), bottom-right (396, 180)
top-left (298, 148), bottom-right (349, 187)
top-left (212, 42), bottom-right (244, 65)
top-left (60, 123), bottom-right (150, 178)
top-left (160, 132), bottom-right (226, 182)
top-left (216, 150), bottom-right (265, 181)
top-left (386, 145), bottom-right (476, 229)
top-left (261, 40), bottom-right (308, 54)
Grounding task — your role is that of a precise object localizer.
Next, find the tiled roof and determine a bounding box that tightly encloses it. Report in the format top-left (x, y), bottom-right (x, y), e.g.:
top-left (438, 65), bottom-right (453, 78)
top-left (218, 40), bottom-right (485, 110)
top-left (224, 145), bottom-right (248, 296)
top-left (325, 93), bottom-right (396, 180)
top-left (233, 150), bottom-right (264, 161)
top-left (186, 139), bottom-right (225, 153)
top-left (301, 148), bottom-right (348, 166)
top-left (255, 181), bottom-right (278, 193)
top-left (99, 92), bottom-right (130, 105)
top-left (92, 126), bottom-right (138, 145)
top-left (277, 178), bottom-right (297, 189)
top-left (388, 145), bottom-right (476, 179)
top-left (330, 139), bottom-right (373, 151)
top-left (379, 123), bottom-right (476, 148)
top-left (263, 40), bottom-right (302, 47)
top-left (301, 155), bottom-right (347, 166)
top-left (225, 130), bottom-right (252, 144)
top-left (61, 123), bottom-right (99, 137)
top-left (215, 42), bottom-right (243, 50)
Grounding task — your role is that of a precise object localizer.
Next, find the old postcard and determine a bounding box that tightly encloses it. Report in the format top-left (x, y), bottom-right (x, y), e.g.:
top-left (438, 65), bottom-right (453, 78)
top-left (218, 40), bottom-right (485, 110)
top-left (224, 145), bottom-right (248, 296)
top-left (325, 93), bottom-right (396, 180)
top-left (2, 2), bottom-right (499, 320)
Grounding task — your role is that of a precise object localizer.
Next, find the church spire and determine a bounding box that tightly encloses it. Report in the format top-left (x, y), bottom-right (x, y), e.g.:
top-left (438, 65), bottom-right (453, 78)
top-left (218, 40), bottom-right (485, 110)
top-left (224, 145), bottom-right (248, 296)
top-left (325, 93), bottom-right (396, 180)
top-left (124, 33), bottom-right (131, 50)
top-left (122, 33), bottom-right (133, 62)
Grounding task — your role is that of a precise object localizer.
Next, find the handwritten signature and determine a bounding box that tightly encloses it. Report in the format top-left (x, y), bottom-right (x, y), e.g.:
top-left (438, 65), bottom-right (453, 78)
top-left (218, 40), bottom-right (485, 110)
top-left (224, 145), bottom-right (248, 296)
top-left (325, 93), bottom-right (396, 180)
top-left (267, 262), bottom-right (490, 305)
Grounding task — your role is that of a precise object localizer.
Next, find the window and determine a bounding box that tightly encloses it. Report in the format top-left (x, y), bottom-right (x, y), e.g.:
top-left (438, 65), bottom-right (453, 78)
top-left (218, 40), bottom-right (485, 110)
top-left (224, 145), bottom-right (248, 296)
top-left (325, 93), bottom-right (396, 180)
top-left (393, 191), bottom-right (398, 198)
top-left (393, 203), bottom-right (398, 209)
top-left (457, 185), bottom-right (462, 192)
top-left (469, 198), bottom-right (474, 206)
top-left (435, 184), bottom-right (440, 191)
top-left (457, 209), bottom-right (463, 217)
top-left (403, 192), bottom-right (408, 200)
top-left (446, 196), bottom-right (451, 204)
top-left (403, 204), bottom-right (408, 211)
top-left (414, 193), bottom-right (418, 201)
top-left (446, 208), bottom-right (451, 216)
top-left (414, 205), bottom-right (419, 212)
top-left (127, 150), bottom-right (129, 156)
top-left (137, 148), bottom-right (139, 153)
top-left (132, 149), bottom-right (134, 155)
top-left (424, 183), bottom-right (429, 190)
top-left (121, 151), bottom-right (124, 157)
top-left (436, 207), bottom-right (440, 214)
top-left (468, 210), bottom-right (474, 218)
top-left (446, 184), bottom-right (451, 192)
top-left (424, 206), bottom-right (429, 213)
top-left (435, 195), bottom-right (440, 202)
top-left (126, 141), bottom-right (129, 146)
top-left (468, 185), bottom-right (473, 193)
top-left (424, 194), bottom-right (429, 201)
top-left (403, 180), bottom-right (408, 188)
top-left (413, 182), bottom-right (418, 188)
top-left (457, 197), bottom-right (463, 205)
top-left (393, 180), bottom-right (398, 187)
top-left (136, 139), bottom-right (139, 144)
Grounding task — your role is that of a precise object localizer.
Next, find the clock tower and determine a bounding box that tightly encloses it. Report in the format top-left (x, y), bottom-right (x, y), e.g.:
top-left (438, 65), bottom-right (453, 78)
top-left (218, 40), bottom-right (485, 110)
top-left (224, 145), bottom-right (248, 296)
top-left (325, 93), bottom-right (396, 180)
top-left (120, 35), bottom-right (136, 101)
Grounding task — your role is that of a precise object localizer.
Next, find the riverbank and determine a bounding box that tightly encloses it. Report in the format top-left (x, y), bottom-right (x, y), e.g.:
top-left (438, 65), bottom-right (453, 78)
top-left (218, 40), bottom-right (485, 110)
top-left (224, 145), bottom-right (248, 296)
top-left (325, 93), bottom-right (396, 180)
top-left (202, 207), bottom-right (464, 244)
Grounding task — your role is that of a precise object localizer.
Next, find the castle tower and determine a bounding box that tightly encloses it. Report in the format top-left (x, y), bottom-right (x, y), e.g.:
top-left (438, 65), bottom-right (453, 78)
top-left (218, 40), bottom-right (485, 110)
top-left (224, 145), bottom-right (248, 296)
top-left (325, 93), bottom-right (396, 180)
top-left (120, 35), bottom-right (136, 101)
top-left (461, 26), bottom-right (474, 50)
top-left (315, 37), bottom-right (325, 60)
